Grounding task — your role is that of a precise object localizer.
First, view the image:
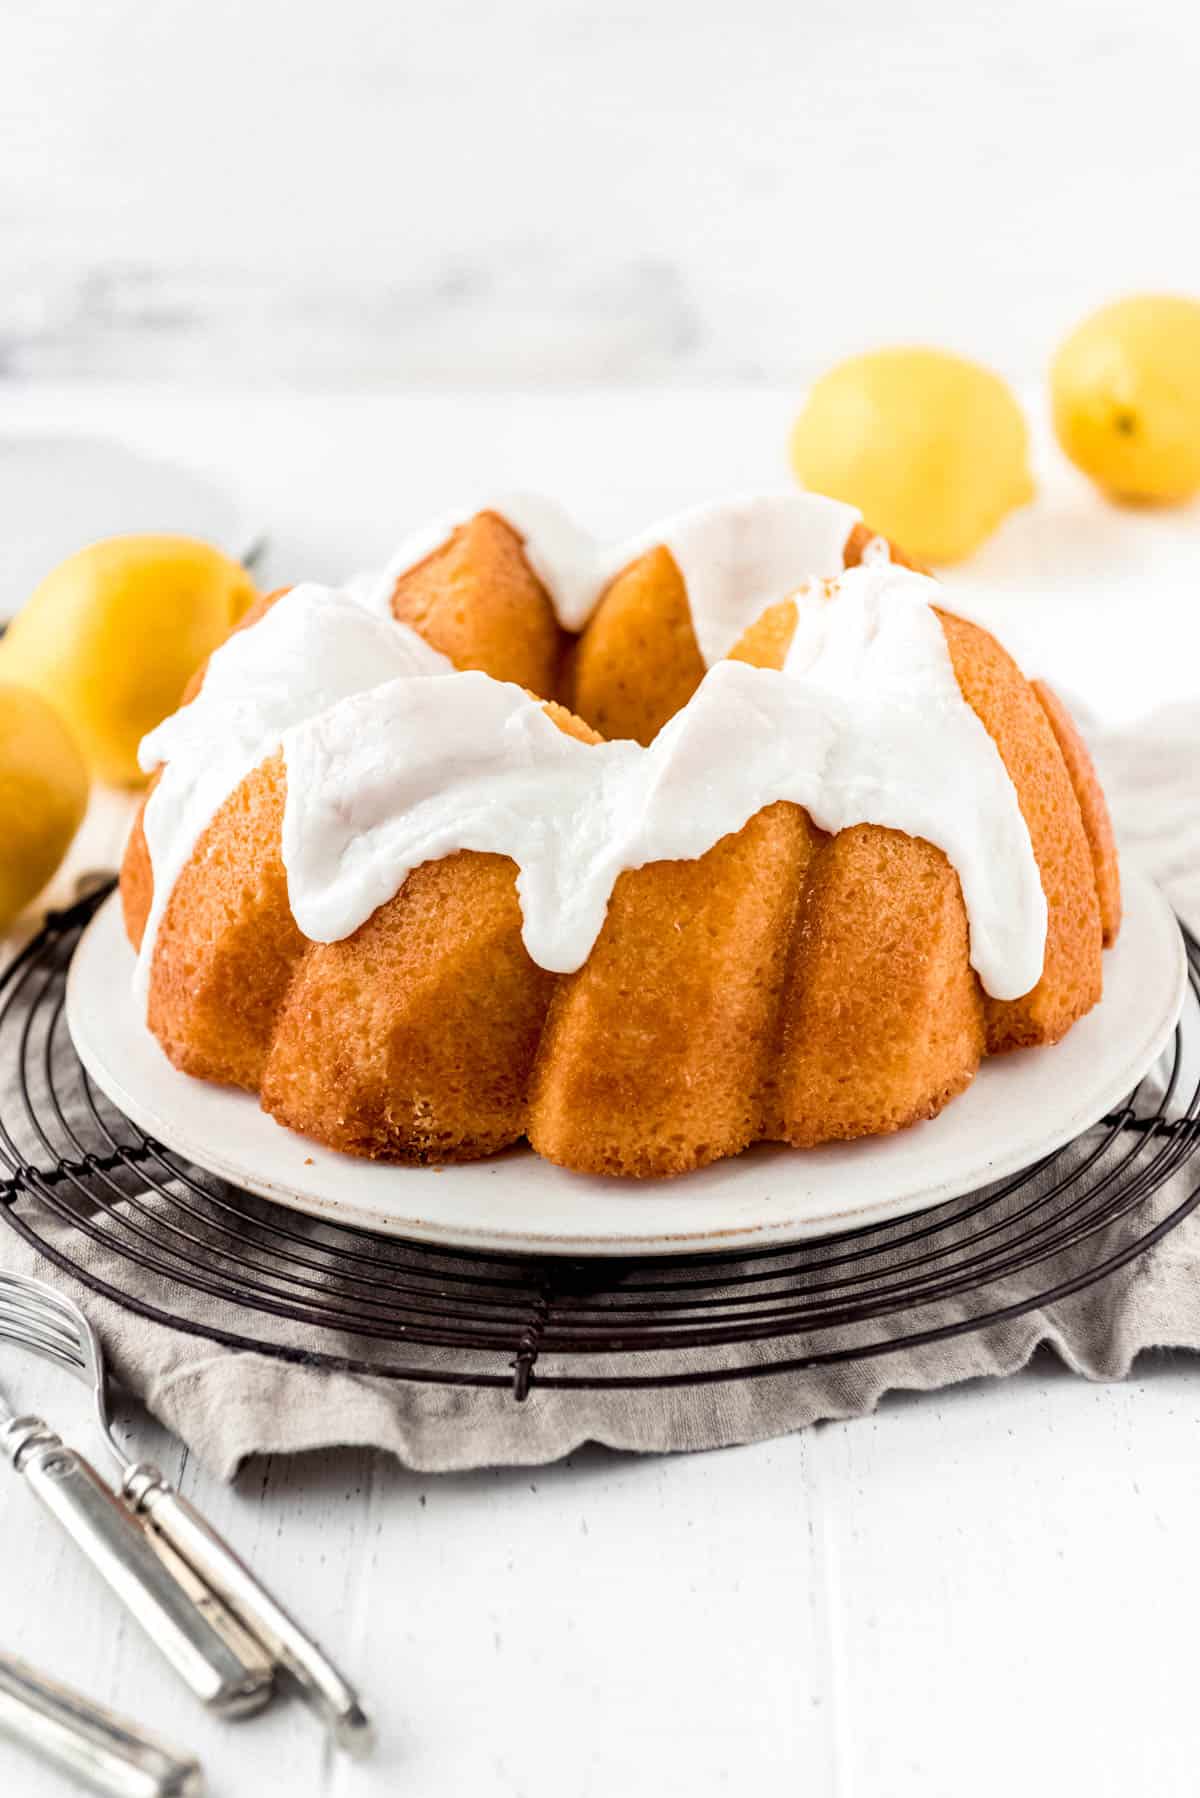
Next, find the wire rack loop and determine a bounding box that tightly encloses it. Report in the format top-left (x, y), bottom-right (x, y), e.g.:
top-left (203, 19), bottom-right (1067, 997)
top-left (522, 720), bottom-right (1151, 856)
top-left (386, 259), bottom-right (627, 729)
top-left (1, 886), bottom-right (1198, 1403)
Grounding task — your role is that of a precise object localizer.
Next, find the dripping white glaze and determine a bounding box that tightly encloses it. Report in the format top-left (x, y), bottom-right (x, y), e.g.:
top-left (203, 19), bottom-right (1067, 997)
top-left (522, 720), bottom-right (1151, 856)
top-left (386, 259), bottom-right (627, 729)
top-left (283, 565), bottom-right (1045, 999)
top-left (134, 583), bottom-right (452, 1003)
top-left (371, 490), bottom-right (862, 666)
top-left (135, 534), bottom-right (1048, 1012)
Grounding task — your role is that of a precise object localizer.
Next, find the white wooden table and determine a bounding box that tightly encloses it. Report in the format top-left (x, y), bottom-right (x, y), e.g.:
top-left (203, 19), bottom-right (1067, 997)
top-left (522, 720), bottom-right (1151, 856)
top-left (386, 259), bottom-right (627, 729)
top-left (2, 388), bottom-right (1199, 1798)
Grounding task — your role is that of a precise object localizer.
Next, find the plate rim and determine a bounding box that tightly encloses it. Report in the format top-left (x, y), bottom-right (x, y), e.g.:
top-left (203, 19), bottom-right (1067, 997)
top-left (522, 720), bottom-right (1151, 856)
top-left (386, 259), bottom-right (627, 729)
top-left (65, 866), bottom-right (1188, 1258)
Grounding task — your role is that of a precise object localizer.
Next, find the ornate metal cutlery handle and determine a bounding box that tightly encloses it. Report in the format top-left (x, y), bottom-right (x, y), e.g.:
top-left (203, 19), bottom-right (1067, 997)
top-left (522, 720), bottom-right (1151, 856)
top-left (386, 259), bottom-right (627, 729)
top-left (2, 1418), bottom-right (273, 1718)
top-left (126, 1468), bottom-right (373, 1754)
top-left (0, 1649), bottom-right (203, 1797)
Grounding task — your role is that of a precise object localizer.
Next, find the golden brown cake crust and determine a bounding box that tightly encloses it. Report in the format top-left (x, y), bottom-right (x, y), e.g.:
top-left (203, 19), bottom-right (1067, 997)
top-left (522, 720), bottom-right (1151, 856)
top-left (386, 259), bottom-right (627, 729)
top-left (257, 703), bottom-right (597, 1160)
top-left (727, 599), bottom-right (799, 674)
top-left (390, 511), bottom-right (563, 699)
top-left (731, 592), bottom-right (1107, 1058)
top-left (569, 522), bottom-right (918, 746)
top-left (841, 521), bottom-right (927, 575)
top-left (1032, 679), bottom-right (1122, 948)
top-left (145, 753), bottom-right (307, 1092)
top-left (120, 586), bottom-right (292, 954)
top-left (565, 545), bottom-right (706, 748)
top-left (768, 826), bottom-right (985, 1148)
top-left (119, 797), bottom-right (154, 951)
top-left (122, 512), bottom-right (1120, 1179)
top-left (936, 611), bottom-right (1104, 1050)
top-left (260, 851), bottom-right (557, 1161)
top-left (728, 597), bottom-right (986, 1149)
top-left (528, 802), bottom-right (811, 1177)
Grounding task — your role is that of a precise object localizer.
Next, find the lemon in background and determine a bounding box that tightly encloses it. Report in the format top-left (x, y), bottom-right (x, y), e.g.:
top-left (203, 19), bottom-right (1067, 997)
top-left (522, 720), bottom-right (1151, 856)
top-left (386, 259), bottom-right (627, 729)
top-left (1051, 295), bottom-right (1200, 503)
top-left (789, 347), bottom-right (1034, 563)
top-left (0, 535), bottom-right (256, 785)
top-left (0, 684), bottom-right (90, 931)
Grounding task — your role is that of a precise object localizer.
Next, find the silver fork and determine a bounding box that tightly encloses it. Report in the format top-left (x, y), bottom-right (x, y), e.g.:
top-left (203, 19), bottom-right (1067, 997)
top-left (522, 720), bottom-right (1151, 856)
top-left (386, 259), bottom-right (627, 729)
top-left (0, 1377), bottom-right (272, 1717)
top-left (0, 1271), bottom-right (373, 1756)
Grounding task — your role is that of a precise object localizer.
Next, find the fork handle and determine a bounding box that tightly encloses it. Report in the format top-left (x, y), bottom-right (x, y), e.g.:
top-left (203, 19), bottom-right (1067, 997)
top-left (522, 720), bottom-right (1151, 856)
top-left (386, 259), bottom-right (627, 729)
top-left (0, 1650), bottom-right (202, 1798)
top-left (125, 1469), bottom-right (373, 1756)
top-left (2, 1421), bottom-right (273, 1718)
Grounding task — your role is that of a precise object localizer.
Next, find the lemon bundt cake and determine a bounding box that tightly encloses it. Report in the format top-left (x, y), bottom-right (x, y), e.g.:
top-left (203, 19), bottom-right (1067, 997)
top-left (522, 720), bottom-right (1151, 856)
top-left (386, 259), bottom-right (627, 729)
top-left (120, 493), bottom-right (1120, 1179)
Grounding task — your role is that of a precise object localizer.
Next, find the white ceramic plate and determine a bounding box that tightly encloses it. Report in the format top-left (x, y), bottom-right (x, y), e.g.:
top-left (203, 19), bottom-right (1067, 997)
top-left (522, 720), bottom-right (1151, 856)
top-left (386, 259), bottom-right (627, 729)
top-left (67, 867), bottom-right (1187, 1258)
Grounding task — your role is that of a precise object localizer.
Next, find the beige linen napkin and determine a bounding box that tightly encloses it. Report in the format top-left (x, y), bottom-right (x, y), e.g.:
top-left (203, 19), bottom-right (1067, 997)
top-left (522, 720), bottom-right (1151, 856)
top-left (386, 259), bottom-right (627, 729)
top-left (0, 1103), bottom-right (1197, 1479)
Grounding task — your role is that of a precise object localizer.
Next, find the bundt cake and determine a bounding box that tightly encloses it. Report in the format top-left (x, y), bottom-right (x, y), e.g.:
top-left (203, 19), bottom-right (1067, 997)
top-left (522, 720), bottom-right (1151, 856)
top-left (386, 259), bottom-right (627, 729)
top-left (119, 492), bottom-right (1120, 1179)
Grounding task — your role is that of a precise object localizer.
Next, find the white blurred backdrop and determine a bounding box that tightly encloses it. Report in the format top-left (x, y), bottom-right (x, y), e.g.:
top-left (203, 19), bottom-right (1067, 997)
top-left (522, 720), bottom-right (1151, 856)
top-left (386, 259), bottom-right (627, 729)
top-left (3, 0), bottom-right (1198, 389)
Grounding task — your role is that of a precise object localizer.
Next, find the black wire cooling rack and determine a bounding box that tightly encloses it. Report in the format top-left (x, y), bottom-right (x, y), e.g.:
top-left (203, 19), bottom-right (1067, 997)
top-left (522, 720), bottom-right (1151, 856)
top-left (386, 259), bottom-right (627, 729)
top-left (1, 884), bottom-right (1198, 1403)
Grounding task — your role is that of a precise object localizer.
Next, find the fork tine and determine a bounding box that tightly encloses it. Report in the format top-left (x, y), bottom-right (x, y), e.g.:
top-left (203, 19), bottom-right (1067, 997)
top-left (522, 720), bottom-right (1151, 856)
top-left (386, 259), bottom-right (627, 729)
top-left (0, 1301), bottom-right (84, 1346)
top-left (0, 1269), bottom-right (80, 1305)
top-left (0, 1281), bottom-right (90, 1360)
top-left (0, 1295), bottom-right (87, 1359)
top-left (0, 1285), bottom-right (78, 1321)
top-left (0, 1322), bottom-right (85, 1374)
top-left (0, 1292), bottom-right (82, 1340)
top-left (0, 1275), bottom-right (105, 1421)
top-left (0, 1274), bottom-right (87, 1338)
top-left (0, 1313), bottom-right (85, 1363)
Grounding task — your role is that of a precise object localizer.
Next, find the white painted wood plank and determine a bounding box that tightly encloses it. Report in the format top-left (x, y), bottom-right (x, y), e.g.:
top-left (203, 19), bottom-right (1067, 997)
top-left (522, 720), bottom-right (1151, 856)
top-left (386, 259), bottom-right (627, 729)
top-left (812, 1353), bottom-right (1200, 1798)
top-left (310, 1438), bottom-right (830, 1798)
top-left (3, 1420), bottom-right (832, 1797)
top-left (0, 1388), bottom-right (346, 1795)
top-left (0, 1360), bottom-right (202, 1798)
top-left (9, 1357), bottom-right (1200, 1798)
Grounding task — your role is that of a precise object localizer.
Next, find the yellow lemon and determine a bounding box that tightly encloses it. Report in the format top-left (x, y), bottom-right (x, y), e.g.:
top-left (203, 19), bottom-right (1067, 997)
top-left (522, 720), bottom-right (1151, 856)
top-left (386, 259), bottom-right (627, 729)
top-left (0, 683), bottom-right (90, 931)
top-left (0, 536), bottom-right (257, 785)
top-left (789, 347), bottom-right (1034, 563)
top-left (1051, 294), bottom-right (1200, 502)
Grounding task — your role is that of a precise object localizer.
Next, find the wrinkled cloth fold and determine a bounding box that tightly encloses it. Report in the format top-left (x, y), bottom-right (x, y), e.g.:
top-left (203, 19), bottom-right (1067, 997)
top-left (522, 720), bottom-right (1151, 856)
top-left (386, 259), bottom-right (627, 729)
top-left (0, 1112), bottom-right (1198, 1481)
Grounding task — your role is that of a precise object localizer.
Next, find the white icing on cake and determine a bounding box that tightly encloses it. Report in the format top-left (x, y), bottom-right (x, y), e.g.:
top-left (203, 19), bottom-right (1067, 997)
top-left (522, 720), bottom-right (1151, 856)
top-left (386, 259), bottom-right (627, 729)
top-left (136, 554), bottom-right (1047, 1007)
top-left (373, 490), bottom-right (862, 666)
top-left (134, 584), bottom-right (451, 1003)
top-left (283, 565), bottom-right (1045, 999)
